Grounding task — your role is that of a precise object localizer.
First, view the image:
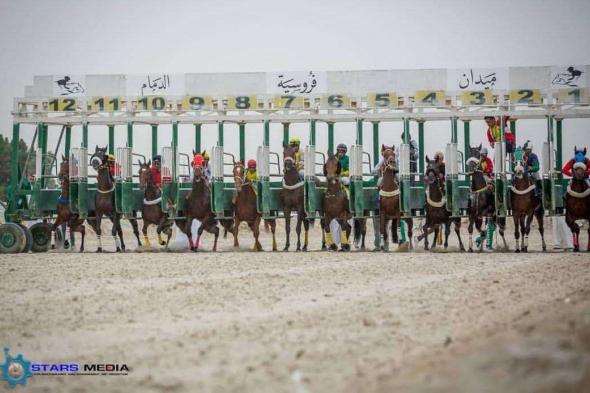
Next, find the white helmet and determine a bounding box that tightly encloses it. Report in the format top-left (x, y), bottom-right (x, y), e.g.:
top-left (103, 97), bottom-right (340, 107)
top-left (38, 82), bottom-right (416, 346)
top-left (481, 147), bottom-right (489, 155)
top-left (524, 142), bottom-right (533, 151)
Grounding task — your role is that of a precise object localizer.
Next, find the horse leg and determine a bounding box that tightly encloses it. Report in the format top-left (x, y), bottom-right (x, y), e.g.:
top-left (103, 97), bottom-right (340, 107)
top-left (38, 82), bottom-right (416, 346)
top-left (320, 218), bottom-right (327, 251)
top-left (52, 215), bottom-right (64, 250)
top-left (498, 217), bottom-right (508, 251)
top-left (62, 222), bottom-right (70, 249)
top-left (295, 215), bottom-right (303, 251)
top-left (513, 213), bottom-right (521, 253)
top-left (535, 209), bottom-right (546, 252)
top-left (467, 217), bottom-right (474, 252)
top-left (251, 217), bottom-right (263, 251)
top-left (324, 219), bottom-right (336, 251)
top-left (185, 217), bottom-right (195, 251)
top-left (142, 219), bottom-right (151, 247)
top-left (565, 214), bottom-right (579, 252)
top-left (302, 218), bottom-right (310, 252)
top-left (116, 216), bottom-right (125, 252)
top-left (204, 218), bottom-right (219, 252)
top-left (232, 217), bottom-right (241, 248)
top-left (454, 218), bottom-right (465, 251)
top-left (78, 224), bottom-right (85, 252)
top-left (381, 214), bottom-right (389, 252)
top-left (112, 215), bottom-right (122, 252)
top-left (431, 225), bottom-right (438, 250)
top-left (267, 219), bottom-right (277, 251)
top-left (283, 209), bottom-right (291, 251)
top-left (95, 213), bottom-right (103, 252)
top-left (522, 212), bottom-right (532, 252)
top-left (361, 219), bottom-right (367, 250)
top-left (423, 220), bottom-right (430, 250)
top-left (477, 218), bottom-right (485, 252)
top-left (130, 212), bottom-right (142, 246)
top-left (391, 219), bottom-right (398, 245)
top-left (406, 218), bottom-right (413, 249)
top-left (444, 221), bottom-right (451, 249)
top-left (339, 219), bottom-right (350, 252)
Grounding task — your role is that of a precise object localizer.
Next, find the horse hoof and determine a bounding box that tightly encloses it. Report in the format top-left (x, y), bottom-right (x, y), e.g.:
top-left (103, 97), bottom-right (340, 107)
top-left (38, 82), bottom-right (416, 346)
top-left (515, 249), bottom-right (520, 253)
top-left (468, 248), bottom-right (473, 253)
top-left (523, 248), bottom-right (528, 253)
top-left (321, 245), bottom-right (327, 251)
top-left (460, 247), bottom-right (466, 252)
top-left (96, 248), bottom-right (102, 253)
top-left (51, 244), bottom-right (56, 250)
top-left (302, 245), bottom-right (308, 252)
top-left (116, 247), bottom-right (122, 253)
top-left (283, 246), bottom-right (289, 252)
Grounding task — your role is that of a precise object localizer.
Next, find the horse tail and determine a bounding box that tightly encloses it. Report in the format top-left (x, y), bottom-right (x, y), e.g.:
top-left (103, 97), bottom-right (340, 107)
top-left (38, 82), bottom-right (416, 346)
top-left (353, 218), bottom-right (361, 245)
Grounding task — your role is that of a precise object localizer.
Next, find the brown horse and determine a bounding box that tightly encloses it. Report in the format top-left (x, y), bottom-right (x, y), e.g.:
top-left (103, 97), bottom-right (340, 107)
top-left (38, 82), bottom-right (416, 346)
top-left (422, 156), bottom-right (464, 251)
top-left (280, 143), bottom-right (310, 251)
top-left (509, 155), bottom-right (546, 252)
top-left (88, 146), bottom-right (125, 252)
top-left (231, 162), bottom-right (277, 251)
top-left (52, 157), bottom-right (86, 252)
top-left (138, 160), bottom-right (173, 248)
top-left (321, 153), bottom-right (351, 251)
top-left (378, 146), bottom-right (412, 251)
top-left (181, 160), bottom-right (220, 251)
top-left (564, 161), bottom-right (590, 252)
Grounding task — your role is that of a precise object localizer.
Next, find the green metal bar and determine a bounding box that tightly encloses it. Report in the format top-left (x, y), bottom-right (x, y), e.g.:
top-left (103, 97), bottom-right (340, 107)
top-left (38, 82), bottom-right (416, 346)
top-left (151, 124), bottom-right (158, 158)
top-left (402, 118), bottom-right (410, 144)
top-left (194, 123), bottom-right (202, 153)
top-left (356, 118), bottom-right (363, 145)
top-left (10, 122), bottom-right (19, 196)
top-left (463, 120), bottom-right (471, 159)
top-left (510, 119), bottom-right (516, 140)
top-left (418, 120), bottom-right (425, 176)
top-left (40, 123), bottom-right (47, 188)
top-left (172, 122), bottom-right (178, 178)
top-left (264, 120), bottom-right (270, 146)
top-left (217, 121), bottom-right (224, 147)
top-left (82, 122), bottom-right (88, 148)
top-left (239, 122), bottom-right (246, 162)
top-left (309, 119), bottom-right (316, 146)
top-left (126, 122), bottom-right (133, 148)
top-left (555, 119), bottom-right (563, 178)
top-left (451, 117), bottom-right (458, 143)
top-left (372, 121), bottom-right (379, 166)
top-left (327, 122), bottom-right (334, 154)
top-left (65, 126), bottom-right (71, 158)
top-left (108, 125), bottom-right (115, 155)
top-left (282, 122), bottom-right (290, 147)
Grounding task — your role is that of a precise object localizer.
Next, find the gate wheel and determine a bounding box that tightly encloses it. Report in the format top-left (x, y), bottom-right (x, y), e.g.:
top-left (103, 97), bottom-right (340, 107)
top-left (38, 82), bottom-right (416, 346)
top-left (16, 223), bottom-right (33, 253)
top-left (30, 223), bottom-right (52, 253)
top-left (0, 223), bottom-right (27, 253)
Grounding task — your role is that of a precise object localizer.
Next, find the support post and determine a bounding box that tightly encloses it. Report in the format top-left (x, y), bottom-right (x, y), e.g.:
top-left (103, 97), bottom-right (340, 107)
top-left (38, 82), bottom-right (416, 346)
top-left (282, 122), bottom-right (290, 147)
top-left (327, 122), bottom-right (334, 154)
top-left (510, 119), bottom-right (516, 140)
top-left (172, 121), bottom-right (178, 179)
top-left (151, 124), bottom-right (158, 158)
top-left (356, 118), bottom-right (363, 145)
top-left (126, 122), bottom-right (132, 149)
top-left (194, 123), bottom-right (202, 153)
top-left (82, 122), bottom-right (88, 149)
top-left (108, 125), bottom-right (115, 155)
top-left (309, 119), bottom-right (316, 146)
top-left (217, 121), bottom-right (224, 147)
top-left (65, 125), bottom-right (71, 158)
top-left (264, 120), bottom-right (270, 147)
top-left (463, 120), bottom-right (471, 160)
top-left (239, 122), bottom-right (246, 163)
top-left (555, 118), bottom-right (563, 179)
top-left (10, 122), bottom-right (19, 196)
top-left (418, 120), bottom-right (425, 176)
top-left (372, 121), bottom-right (379, 166)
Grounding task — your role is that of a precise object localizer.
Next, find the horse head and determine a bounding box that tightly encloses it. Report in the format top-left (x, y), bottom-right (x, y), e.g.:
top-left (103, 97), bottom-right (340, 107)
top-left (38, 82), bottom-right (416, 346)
top-left (466, 144), bottom-right (482, 174)
top-left (323, 152), bottom-right (341, 180)
top-left (573, 161), bottom-right (588, 181)
top-left (90, 145), bottom-right (108, 171)
top-left (58, 156), bottom-right (69, 181)
top-left (283, 142), bottom-right (297, 172)
top-left (381, 145), bottom-right (396, 173)
top-left (192, 154), bottom-right (206, 184)
top-left (138, 159), bottom-right (152, 190)
top-left (233, 161), bottom-right (246, 191)
top-left (424, 156), bottom-right (441, 184)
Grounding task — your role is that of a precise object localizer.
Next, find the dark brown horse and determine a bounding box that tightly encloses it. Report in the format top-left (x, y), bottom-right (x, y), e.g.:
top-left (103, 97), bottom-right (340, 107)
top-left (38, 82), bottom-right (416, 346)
top-left (280, 143), bottom-right (310, 251)
top-left (52, 157), bottom-right (86, 252)
top-left (509, 155), bottom-right (546, 252)
top-left (138, 160), bottom-right (173, 248)
top-left (321, 153), bottom-right (351, 251)
top-left (88, 146), bottom-right (125, 252)
top-left (231, 162), bottom-right (277, 251)
top-left (422, 156), bottom-right (464, 251)
top-left (181, 160), bottom-right (220, 251)
top-left (564, 161), bottom-right (590, 252)
top-left (378, 146), bottom-right (412, 251)
top-left (466, 145), bottom-right (508, 252)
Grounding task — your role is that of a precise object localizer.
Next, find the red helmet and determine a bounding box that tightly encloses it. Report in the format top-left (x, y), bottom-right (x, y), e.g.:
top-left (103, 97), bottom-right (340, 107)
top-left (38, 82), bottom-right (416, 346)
top-left (247, 159), bottom-right (256, 168)
top-left (192, 154), bottom-right (204, 168)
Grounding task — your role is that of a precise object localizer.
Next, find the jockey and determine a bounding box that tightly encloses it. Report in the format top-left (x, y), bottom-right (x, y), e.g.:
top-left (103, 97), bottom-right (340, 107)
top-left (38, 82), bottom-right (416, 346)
top-left (522, 141), bottom-right (541, 197)
top-left (401, 132), bottom-right (419, 184)
top-left (433, 151), bottom-right (446, 180)
top-left (289, 136), bottom-right (305, 180)
top-left (246, 159), bottom-right (258, 182)
top-left (150, 155), bottom-right (162, 188)
top-left (562, 147), bottom-right (590, 178)
top-left (336, 143), bottom-right (350, 185)
top-left (202, 151), bottom-right (212, 181)
top-left (107, 154), bottom-right (116, 178)
top-left (485, 115), bottom-right (515, 154)
top-left (479, 147), bottom-right (494, 183)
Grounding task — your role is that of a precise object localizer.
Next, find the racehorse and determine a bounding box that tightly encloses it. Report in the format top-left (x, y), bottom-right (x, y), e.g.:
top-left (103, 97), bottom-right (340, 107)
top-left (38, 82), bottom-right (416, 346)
top-left (422, 156), bottom-right (464, 251)
top-left (52, 157), bottom-right (86, 252)
top-left (509, 151), bottom-right (546, 252)
top-left (180, 158), bottom-right (220, 251)
top-left (564, 158), bottom-right (590, 252)
top-left (320, 153), bottom-right (351, 251)
top-left (280, 143), bottom-right (310, 251)
top-left (465, 144), bottom-right (508, 252)
top-left (231, 162), bottom-right (277, 251)
top-left (138, 160), bottom-right (173, 248)
top-left (378, 145), bottom-right (412, 251)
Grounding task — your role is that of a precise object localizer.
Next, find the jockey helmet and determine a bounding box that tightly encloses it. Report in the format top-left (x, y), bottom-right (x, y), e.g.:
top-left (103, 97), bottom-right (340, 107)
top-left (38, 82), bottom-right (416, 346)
top-left (481, 147), bottom-right (489, 155)
top-left (202, 151), bottom-right (210, 160)
top-left (434, 151), bottom-right (444, 161)
top-left (247, 159), bottom-right (256, 168)
top-left (289, 136), bottom-right (301, 145)
top-left (153, 155), bottom-right (161, 162)
top-left (336, 143), bottom-right (347, 153)
top-left (107, 154), bottom-right (115, 162)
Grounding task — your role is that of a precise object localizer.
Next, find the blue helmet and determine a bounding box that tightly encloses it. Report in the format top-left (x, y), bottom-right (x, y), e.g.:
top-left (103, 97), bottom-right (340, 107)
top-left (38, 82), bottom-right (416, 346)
top-left (574, 146), bottom-right (587, 163)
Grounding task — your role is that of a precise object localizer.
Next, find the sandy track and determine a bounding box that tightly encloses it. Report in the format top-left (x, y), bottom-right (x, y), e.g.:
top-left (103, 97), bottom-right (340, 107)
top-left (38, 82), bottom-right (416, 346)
top-left (1, 220), bottom-right (589, 392)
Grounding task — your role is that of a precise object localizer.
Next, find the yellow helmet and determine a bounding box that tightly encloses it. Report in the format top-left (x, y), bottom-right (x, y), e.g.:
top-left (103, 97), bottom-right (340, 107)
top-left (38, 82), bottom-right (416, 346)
top-left (107, 154), bottom-right (116, 161)
top-left (289, 136), bottom-right (301, 145)
top-left (202, 151), bottom-right (210, 160)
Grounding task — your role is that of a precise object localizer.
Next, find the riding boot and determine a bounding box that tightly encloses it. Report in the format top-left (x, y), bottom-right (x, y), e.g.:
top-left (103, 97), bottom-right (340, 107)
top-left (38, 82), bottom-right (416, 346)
top-left (485, 220), bottom-right (496, 250)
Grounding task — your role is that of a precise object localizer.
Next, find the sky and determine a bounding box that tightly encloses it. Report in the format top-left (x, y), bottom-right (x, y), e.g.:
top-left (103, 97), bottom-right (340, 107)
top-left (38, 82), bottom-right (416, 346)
top-left (1, 0), bottom-right (589, 172)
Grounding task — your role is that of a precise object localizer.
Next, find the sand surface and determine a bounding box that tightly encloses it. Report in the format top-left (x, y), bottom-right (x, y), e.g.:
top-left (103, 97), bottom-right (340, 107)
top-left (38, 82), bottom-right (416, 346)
top-left (1, 218), bottom-right (589, 392)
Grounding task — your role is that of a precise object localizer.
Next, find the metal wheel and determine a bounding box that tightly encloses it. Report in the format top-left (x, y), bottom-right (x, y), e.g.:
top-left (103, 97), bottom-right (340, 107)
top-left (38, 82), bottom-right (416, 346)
top-left (17, 223), bottom-right (33, 252)
top-left (0, 223), bottom-right (27, 253)
top-left (30, 222), bottom-right (52, 253)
